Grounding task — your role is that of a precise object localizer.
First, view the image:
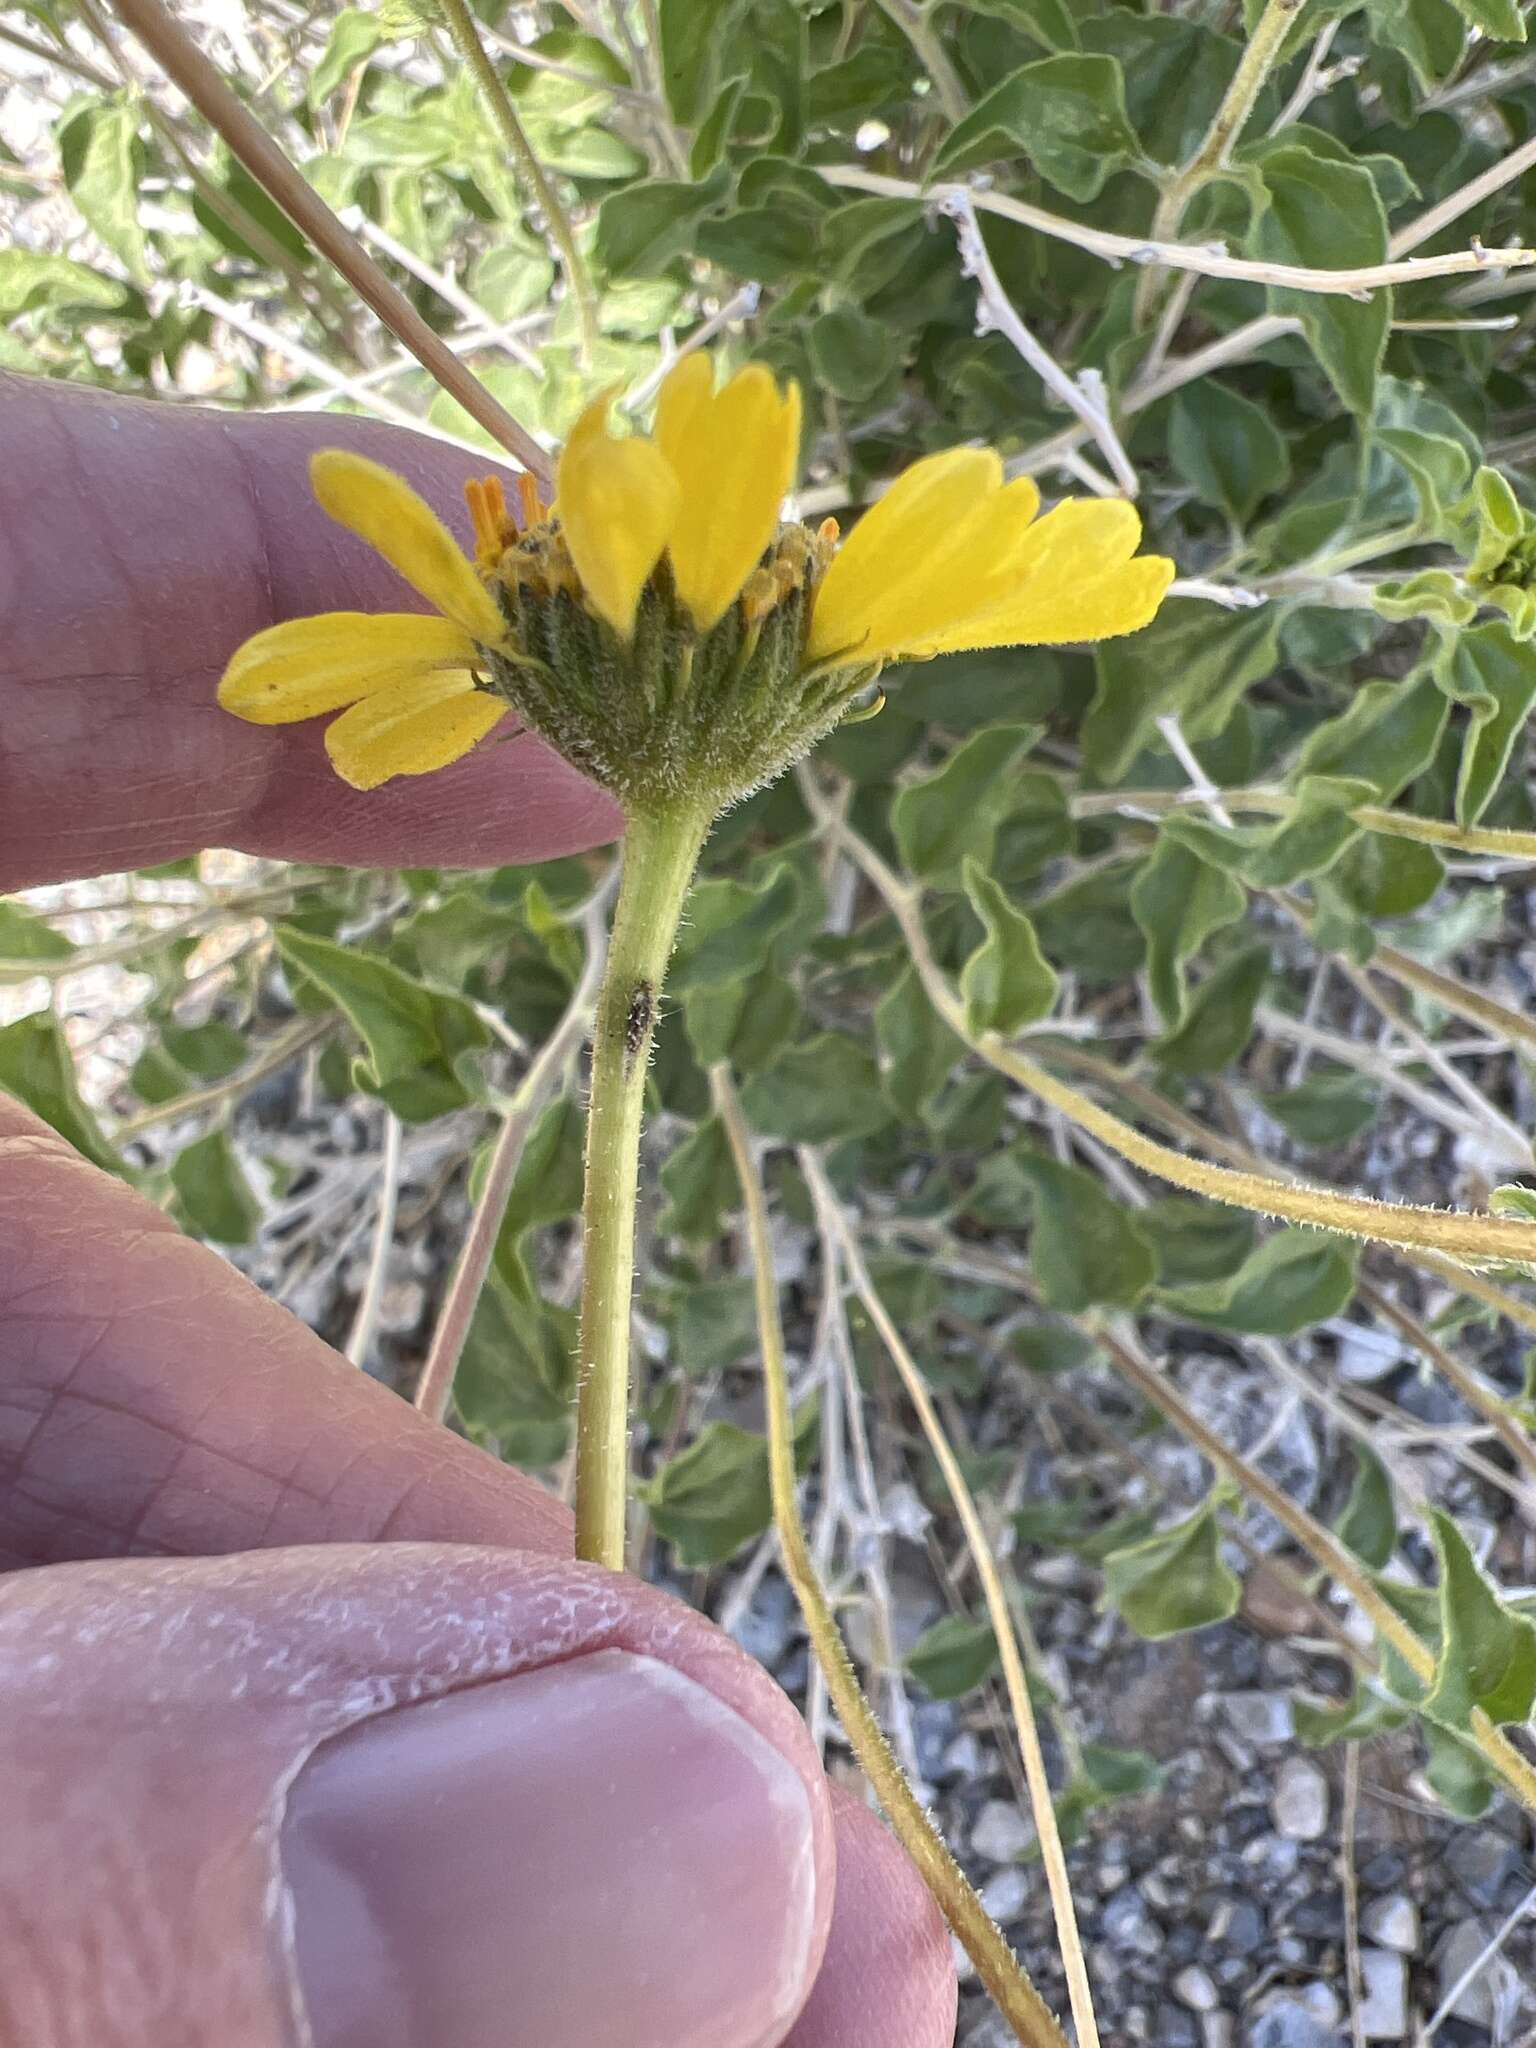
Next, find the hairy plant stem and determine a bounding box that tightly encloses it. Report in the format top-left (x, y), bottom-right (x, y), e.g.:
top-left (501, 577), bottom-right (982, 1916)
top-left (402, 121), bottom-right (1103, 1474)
top-left (437, 0), bottom-right (600, 368)
top-left (710, 1069), bottom-right (1070, 2048)
top-left (575, 805), bottom-right (710, 1569)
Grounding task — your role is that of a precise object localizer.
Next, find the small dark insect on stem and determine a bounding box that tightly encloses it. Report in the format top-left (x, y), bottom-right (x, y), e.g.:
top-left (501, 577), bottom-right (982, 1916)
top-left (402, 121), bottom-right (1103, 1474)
top-left (624, 981), bottom-right (655, 1069)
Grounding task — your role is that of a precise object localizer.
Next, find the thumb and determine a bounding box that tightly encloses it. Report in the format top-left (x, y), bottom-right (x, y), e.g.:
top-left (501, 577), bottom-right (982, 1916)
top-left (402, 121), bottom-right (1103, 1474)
top-left (3, 1544), bottom-right (833, 2048)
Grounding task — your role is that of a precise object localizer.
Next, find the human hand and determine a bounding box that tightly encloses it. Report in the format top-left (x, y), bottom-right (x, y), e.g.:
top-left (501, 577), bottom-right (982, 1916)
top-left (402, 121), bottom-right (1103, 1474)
top-left (0, 376), bottom-right (958, 2047)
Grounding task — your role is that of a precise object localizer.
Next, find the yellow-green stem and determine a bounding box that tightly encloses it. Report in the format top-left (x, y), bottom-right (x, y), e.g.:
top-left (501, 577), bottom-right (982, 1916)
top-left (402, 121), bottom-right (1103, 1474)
top-left (575, 805), bottom-right (710, 1568)
top-left (710, 1068), bottom-right (1069, 2048)
top-left (1136, 0), bottom-right (1304, 321)
top-left (437, 0), bottom-right (600, 368)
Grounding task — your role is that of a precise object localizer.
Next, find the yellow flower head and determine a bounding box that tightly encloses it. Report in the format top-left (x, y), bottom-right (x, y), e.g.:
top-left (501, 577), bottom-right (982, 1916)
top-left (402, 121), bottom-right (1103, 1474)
top-left (217, 356), bottom-right (1173, 806)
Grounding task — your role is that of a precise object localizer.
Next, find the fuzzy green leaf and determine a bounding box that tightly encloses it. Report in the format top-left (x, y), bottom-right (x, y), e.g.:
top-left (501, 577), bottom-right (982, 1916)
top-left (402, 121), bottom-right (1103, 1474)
top-left (959, 859), bottom-right (1059, 1038)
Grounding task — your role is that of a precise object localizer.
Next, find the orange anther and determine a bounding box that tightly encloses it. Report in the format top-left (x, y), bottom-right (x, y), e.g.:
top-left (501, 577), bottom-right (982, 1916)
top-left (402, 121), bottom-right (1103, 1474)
top-left (818, 517), bottom-right (840, 544)
top-left (517, 470), bottom-right (545, 527)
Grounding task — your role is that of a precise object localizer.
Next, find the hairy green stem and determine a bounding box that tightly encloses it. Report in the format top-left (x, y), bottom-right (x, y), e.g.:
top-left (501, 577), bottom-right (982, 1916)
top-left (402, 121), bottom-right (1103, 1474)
top-left (575, 805), bottom-right (710, 1568)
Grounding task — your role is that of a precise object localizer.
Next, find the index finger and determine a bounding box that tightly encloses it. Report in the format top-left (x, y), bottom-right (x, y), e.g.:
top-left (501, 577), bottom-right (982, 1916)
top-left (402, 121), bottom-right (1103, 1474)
top-left (0, 374), bottom-right (620, 891)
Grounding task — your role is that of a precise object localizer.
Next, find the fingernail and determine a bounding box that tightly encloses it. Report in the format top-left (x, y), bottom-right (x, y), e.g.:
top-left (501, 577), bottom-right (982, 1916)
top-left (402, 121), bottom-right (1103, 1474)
top-left (281, 1649), bottom-right (817, 2048)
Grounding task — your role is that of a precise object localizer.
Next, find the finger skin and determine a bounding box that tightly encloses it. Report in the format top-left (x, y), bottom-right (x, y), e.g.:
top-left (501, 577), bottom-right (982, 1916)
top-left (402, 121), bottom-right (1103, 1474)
top-left (0, 1096), bottom-right (571, 1571)
top-left (0, 373), bottom-right (621, 889)
top-left (0, 1545), bottom-right (835, 2047)
top-left (0, 1096), bottom-right (959, 2046)
top-left (784, 1787), bottom-right (957, 2048)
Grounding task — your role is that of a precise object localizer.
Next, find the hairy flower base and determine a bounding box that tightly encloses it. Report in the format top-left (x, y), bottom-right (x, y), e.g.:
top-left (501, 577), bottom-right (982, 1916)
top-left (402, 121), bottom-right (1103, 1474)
top-left (479, 513), bottom-right (870, 814)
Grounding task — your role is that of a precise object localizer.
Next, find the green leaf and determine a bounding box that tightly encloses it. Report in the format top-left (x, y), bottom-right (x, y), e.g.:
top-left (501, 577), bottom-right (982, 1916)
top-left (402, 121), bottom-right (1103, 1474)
top-left (1130, 833), bottom-right (1247, 1027)
top-left (641, 1406), bottom-right (816, 1565)
top-left (740, 1033), bottom-right (892, 1142)
top-left (0, 248), bottom-right (126, 319)
top-left (671, 863), bottom-right (802, 992)
top-left (1239, 775), bottom-right (1377, 888)
top-left (1366, 0), bottom-right (1467, 92)
top-left (1445, 0), bottom-right (1525, 38)
top-left (906, 1614), bottom-right (1000, 1700)
top-left (1294, 1680), bottom-right (1409, 1747)
top-left (875, 964), bottom-right (965, 1117)
top-left (275, 927), bottom-right (489, 1122)
top-left (892, 724), bottom-right (1040, 880)
top-left (1247, 139), bottom-right (1391, 414)
top-left (1422, 1510), bottom-right (1536, 1729)
top-left (595, 169), bottom-right (728, 277)
top-left (1033, 864), bottom-right (1146, 986)
top-left (455, 1280), bottom-right (576, 1468)
top-left (1421, 1722), bottom-right (1497, 1819)
top-left (1302, 667), bottom-right (1458, 802)
top-left (934, 55), bottom-right (1138, 200)
top-left (669, 1275), bottom-right (759, 1377)
top-left (493, 1093), bottom-right (585, 1292)
top-left (58, 98), bottom-right (149, 286)
top-left (1295, 671), bottom-right (1449, 802)
top-left (696, 207), bottom-right (818, 282)
top-left (169, 1128), bottom-right (261, 1245)
top-left (161, 1021), bottom-right (248, 1082)
top-left (1164, 1230), bottom-right (1359, 1335)
top-left (1084, 600), bottom-right (1281, 781)
top-left (1101, 1497), bottom-right (1242, 1641)
top-left (1168, 381), bottom-right (1290, 525)
top-left (0, 902), bottom-right (73, 962)
top-left (469, 240), bottom-right (557, 321)
top-left (683, 965), bottom-right (801, 1074)
top-left (1337, 1443), bottom-right (1398, 1570)
top-left (1054, 1746), bottom-right (1165, 1847)
top-left (0, 1011), bottom-right (121, 1173)
top-left (1154, 943), bottom-right (1268, 1076)
top-left (1010, 1151), bottom-right (1156, 1311)
top-left (659, 1115), bottom-right (738, 1242)
top-left (1137, 1200), bottom-right (1255, 1288)
top-left (958, 859), bottom-right (1059, 1038)
top-left (1083, 11), bottom-right (1242, 164)
top-left (1329, 833), bottom-right (1444, 920)
top-left (1259, 1071), bottom-right (1381, 1146)
top-left (657, 0), bottom-right (741, 120)
top-left (808, 307), bottom-right (899, 401)
top-left (308, 7), bottom-right (386, 104)
top-left (1434, 623), bottom-right (1536, 828)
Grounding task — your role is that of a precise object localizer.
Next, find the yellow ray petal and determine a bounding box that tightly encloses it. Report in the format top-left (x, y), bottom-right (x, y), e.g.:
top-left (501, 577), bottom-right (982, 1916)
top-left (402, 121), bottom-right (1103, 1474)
top-left (814, 472), bottom-right (1046, 665)
top-left (310, 450), bottom-right (508, 647)
top-left (655, 360), bottom-right (801, 630)
top-left (806, 448), bottom-right (1005, 662)
top-left (555, 392), bottom-right (679, 638)
top-left (899, 552), bottom-right (1176, 659)
top-left (217, 612), bottom-right (478, 724)
top-left (323, 670), bottom-right (507, 789)
top-left (1013, 496), bottom-right (1143, 579)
